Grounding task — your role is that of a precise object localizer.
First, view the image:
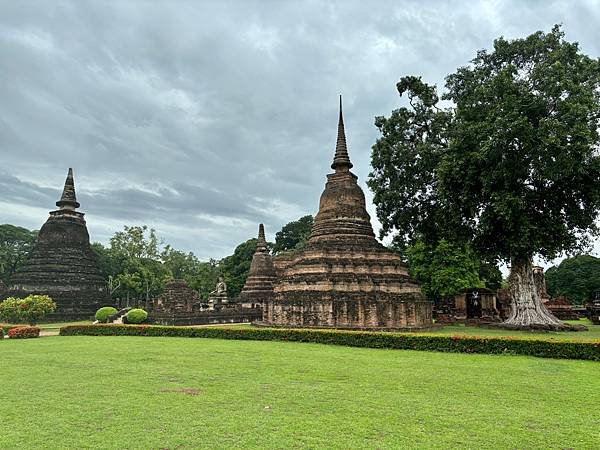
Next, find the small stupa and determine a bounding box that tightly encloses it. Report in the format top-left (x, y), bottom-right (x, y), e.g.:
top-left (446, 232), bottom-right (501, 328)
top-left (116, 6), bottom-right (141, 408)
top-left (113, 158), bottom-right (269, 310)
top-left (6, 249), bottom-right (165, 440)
top-left (239, 224), bottom-right (277, 308)
top-left (9, 169), bottom-right (110, 320)
top-left (262, 98), bottom-right (432, 330)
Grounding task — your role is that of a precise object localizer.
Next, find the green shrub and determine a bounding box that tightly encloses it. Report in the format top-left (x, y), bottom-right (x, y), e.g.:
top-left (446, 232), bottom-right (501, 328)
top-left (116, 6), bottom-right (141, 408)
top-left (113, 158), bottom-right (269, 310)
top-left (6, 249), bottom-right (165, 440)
top-left (0, 295), bottom-right (56, 325)
top-left (0, 298), bottom-right (21, 324)
top-left (95, 307), bottom-right (118, 323)
top-left (8, 326), bottom-right (40, 339)
top-left (0, 327), bottom-right (4, 339)
top-left (126, 309), bottom-right (148, 324)
top-left (17, 295), bottom-right (56, 325)
top-left (58, 325), bottom-right (600, 361)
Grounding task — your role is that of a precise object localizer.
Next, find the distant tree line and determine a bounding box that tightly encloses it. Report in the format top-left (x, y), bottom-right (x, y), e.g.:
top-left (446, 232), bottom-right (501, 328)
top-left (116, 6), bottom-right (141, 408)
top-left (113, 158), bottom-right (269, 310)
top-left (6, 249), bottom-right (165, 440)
top-left (545, 255), bottom-right (600, 305)
top-left (2, 217), bottom-right (597, 307)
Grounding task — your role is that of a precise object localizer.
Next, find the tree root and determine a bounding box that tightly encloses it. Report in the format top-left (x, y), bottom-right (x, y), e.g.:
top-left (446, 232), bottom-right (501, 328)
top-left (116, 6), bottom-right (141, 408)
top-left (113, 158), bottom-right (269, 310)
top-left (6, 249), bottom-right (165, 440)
top-left (487, 322), bottom-right (588, 332)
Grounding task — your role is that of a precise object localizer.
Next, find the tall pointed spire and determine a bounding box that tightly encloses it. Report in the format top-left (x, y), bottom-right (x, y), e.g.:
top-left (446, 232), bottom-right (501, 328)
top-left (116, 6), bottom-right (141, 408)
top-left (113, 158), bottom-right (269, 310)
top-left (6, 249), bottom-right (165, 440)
top-left (256, 223), bottom-right (268, 252)
top-left (331, 95), bottom-right (353, 171)
top-left (56, 168), bottom-right (80, 210)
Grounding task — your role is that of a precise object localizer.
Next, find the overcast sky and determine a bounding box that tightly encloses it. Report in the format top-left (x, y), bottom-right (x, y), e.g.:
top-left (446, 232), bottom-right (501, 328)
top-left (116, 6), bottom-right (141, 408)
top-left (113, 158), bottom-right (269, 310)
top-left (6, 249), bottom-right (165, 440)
top-left (1, 0), bottom-right (599, 266)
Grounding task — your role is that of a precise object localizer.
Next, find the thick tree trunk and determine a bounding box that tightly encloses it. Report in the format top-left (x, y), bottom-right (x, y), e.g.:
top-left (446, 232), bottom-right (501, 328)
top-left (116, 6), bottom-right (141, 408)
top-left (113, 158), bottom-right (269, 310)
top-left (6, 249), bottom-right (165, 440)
top-left (502, 256), bottom-right (572, 331)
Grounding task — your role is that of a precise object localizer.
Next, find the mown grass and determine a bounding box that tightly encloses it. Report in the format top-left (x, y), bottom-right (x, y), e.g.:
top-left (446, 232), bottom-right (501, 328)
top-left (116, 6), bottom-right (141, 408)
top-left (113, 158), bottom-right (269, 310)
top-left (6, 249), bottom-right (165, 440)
top-left (1, 336), bottom-right (598, 449)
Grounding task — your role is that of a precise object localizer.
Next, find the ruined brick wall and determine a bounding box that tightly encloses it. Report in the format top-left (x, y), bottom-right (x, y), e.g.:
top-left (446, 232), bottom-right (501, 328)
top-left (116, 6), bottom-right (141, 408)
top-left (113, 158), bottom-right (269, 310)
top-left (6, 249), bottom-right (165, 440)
top-left (153, 279), bottom-right (204, 314)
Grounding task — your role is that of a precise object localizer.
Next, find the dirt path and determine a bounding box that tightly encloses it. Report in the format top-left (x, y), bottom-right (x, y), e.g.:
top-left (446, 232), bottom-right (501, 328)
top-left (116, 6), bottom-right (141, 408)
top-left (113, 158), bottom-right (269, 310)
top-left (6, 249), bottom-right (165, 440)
top-left (40, 331), bottom-right (59, 337)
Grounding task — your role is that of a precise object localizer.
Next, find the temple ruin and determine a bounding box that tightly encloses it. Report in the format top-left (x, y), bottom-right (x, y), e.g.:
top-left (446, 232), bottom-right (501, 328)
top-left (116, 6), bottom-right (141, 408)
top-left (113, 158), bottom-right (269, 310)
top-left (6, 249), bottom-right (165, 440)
top-left (435, 288), bottom-right (500, 324)
top-left (239, 224), bottom-right (277, 308)
top-left (8, 169), bottom-right (110, 320)
top-left (153, 278), bottom-right (204, 314)
top-left (261, 98), bottom-right (432, 330)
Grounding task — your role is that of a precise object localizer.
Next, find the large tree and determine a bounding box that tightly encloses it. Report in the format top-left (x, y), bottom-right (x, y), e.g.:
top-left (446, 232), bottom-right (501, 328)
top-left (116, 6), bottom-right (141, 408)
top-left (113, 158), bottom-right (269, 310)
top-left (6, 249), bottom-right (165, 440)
top-left (101, 225), bottom-right (169, 306)
top-left (369, 26), bottom-right (600, 330)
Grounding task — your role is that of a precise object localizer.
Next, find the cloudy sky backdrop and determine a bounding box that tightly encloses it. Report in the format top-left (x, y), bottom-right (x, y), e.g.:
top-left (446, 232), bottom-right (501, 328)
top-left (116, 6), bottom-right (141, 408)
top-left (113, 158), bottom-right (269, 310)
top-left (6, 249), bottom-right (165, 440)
top-left (1, 0), bottom-right (599, 265)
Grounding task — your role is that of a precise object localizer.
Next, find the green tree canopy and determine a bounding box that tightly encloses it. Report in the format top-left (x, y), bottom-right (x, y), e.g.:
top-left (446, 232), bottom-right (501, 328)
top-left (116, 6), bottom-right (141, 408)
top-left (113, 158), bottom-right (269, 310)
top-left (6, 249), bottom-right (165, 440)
top-left (0, 224), bottom-right (38, 284)
top-left (95, 225), bottom-right (169, 306)
top-left (219, 238), bottom-right (259, 298)
top-left (405, 240), bottom-right (484, 301)
top-left (545, 255), bottom-right (600, 304)
top-left (187, 260), bottom-right (220, 300)
top-left (273, 215), bottom-right (313, 254)
top-left (369, 26), bottom-right (600, 328)
top-left (161, 245), bottom-right (201, 280)
top-left (404, 239), bottom-right (502, 301)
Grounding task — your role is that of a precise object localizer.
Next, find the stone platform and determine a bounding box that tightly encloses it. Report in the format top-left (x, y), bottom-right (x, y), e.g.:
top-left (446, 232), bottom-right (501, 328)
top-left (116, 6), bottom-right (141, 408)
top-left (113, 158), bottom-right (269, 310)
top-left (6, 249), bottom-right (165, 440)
top-left (259, 295), bottom-right (432, 331)
top-left (149, 308), bottom-right (262, 326)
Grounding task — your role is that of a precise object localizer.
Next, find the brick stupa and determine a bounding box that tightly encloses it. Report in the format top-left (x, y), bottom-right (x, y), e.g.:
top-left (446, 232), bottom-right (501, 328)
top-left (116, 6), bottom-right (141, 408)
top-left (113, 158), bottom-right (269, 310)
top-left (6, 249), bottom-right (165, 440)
top-left (262, 98), bottom-right (432, 330)
top-left (9, 169), bottom-right (110, 320)
top-left (239, 224), bottom-right (277, 308)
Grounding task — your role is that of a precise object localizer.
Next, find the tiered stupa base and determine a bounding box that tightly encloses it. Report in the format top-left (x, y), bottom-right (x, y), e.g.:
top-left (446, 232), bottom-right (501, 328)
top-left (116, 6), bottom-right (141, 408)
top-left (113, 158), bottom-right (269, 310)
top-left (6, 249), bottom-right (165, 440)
top-left (262, 294), bottom-right (431, 330)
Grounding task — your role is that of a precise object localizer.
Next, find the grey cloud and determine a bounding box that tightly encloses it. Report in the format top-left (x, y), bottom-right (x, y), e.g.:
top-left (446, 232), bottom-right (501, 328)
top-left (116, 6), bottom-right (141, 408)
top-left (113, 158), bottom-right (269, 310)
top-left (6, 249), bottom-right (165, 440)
top-left (1, 0), bottom-right (599, 262)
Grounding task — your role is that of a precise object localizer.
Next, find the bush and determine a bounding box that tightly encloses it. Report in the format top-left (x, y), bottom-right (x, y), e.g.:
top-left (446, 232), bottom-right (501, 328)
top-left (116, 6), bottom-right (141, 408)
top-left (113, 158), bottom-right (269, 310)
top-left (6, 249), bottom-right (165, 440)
top-left (0, 298), bottom-right (21, 324)
top-left (95, 307), bottom-right (118, 323)
top-left (18, 295), bottom-right (56, 325)
top-left (0, 327), bottom-right (4, 339)
top-left (126, 309), bottom-right (148, 324)
top-left (0, 295), bottom-right (56, 325)
top-left (8, 326), bottom-right (40, 339)
top-left (58, 325), bottom-right (600, 361)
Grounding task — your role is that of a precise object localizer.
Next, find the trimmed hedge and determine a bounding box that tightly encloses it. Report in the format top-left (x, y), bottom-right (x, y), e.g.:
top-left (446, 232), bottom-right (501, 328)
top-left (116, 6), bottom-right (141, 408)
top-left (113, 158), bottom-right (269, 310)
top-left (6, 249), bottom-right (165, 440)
top-left (59, 325), bottom-right (600, 361)
top-left (126, 309), bottom-right (148, 324)
top-left (1, 324), bottom-right (19, 333)
top-left (95, 307), bottom-right (118, 323)
top-left (8, 326), bottom-right (41, 339)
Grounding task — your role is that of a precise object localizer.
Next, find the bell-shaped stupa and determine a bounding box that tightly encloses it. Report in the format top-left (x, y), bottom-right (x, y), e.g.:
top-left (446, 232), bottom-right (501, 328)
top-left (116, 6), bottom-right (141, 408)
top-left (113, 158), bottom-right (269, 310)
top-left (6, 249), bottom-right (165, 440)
top-left (9, 169), bottom-right (111, 320)
top-left (263, 98), bottom-right (432, 330)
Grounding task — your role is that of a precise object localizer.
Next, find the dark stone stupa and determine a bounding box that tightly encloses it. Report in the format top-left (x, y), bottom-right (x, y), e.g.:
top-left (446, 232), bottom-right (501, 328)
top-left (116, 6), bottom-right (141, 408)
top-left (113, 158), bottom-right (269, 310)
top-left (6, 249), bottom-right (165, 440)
top-left (239, 224), bottom-right (277, 308)
top-left (9, 169), bottom-right (111, 320)
top-left (262, 98), bottom-right (432, 330)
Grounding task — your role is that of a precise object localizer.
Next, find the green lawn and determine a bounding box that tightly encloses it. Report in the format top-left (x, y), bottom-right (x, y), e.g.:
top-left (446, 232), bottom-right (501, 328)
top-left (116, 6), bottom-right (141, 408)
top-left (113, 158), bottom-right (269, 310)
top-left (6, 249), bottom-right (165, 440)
top-left (1, 336), bottom-right (598, 449)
